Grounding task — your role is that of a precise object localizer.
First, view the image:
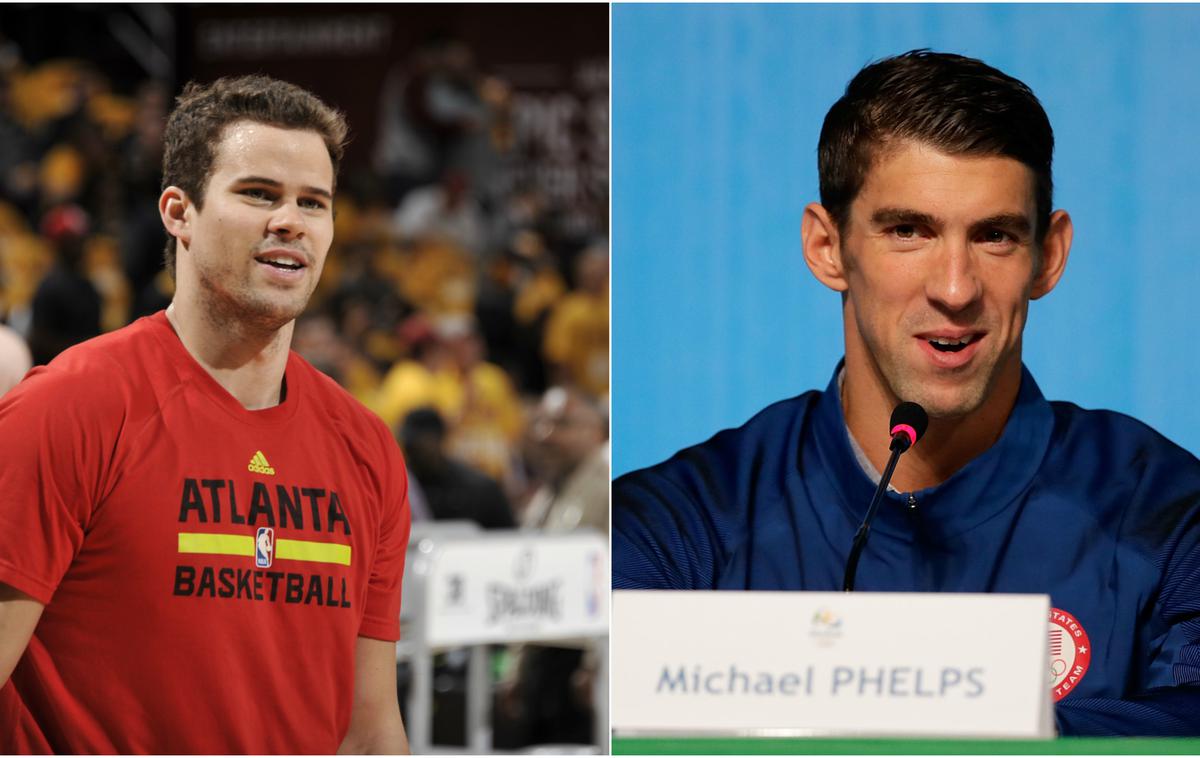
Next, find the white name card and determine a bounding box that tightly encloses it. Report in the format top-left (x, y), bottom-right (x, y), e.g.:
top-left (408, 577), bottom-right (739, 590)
top-left (419, 532), bottom-right (609, 646)
top-left (612, 591), bottom-right (1052, 739)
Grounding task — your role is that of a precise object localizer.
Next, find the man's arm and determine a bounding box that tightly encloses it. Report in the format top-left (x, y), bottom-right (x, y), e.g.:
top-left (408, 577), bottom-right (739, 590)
top-left (337, 637), bottom-right (409, 754)
top-left (1056, 687), bottom-right (1200, 736)
top-left (613, 464), bottom-right (726, 590)
top-left (1055, 462), bottom-right (1200, 736)
top-left (0, 584), bottom-right (43, 686)
top-left (612, 400), bottom-right (802, 590)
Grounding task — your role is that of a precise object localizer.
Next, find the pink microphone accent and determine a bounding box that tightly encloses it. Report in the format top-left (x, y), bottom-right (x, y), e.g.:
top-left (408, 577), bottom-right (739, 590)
top-left (891, 423), bottom-right (917, 446)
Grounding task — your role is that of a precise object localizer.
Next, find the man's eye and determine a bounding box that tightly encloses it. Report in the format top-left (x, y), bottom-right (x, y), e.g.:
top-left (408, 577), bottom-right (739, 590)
top-left (242, 188), bottom-right (272, 200)
top-left (300, 198), bottom-right (327, 210)
top-left (980, 229), bottom-right (1012, 244)
top-left (892, 225), bottom-right (919, 239)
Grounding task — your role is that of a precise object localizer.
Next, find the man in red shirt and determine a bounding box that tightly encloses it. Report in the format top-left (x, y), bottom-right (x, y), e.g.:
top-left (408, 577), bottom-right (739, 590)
top-left (0, 76), bottom-right (411, 753)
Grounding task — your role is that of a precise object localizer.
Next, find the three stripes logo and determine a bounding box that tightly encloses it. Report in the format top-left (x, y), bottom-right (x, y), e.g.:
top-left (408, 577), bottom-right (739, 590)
top-left (247, 450), bottom-right (275, 476)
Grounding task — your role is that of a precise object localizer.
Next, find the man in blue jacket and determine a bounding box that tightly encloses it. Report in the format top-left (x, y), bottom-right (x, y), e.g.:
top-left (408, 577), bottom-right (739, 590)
top-left (613, 50), bottom-right (1200, 736)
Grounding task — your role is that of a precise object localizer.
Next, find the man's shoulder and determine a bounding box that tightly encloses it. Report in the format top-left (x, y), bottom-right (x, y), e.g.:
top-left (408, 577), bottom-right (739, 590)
top-left (0, 317), bottom-right (170, 485)
top-left (5, 315), bottom-right (164, 410)
top-left (1048, 400), bottom-right (1200, 470)
top-left (615, 390), bottom-right (822, 500)
top-left (1045, 400), bottom-right (1200, 547)
top-left (291, 352), bottom-right (397, 450)
top-left (612, 391), bottom-right (824, 589)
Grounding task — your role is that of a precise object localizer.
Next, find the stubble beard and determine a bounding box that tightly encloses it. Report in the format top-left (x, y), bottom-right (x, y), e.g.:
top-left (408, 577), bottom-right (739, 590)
top-left (861, 322), bottom-right (998, 421)
top-left (196, 260), bottom-right (314, 337)
top-left (881, 358), bottom-right (993, 420)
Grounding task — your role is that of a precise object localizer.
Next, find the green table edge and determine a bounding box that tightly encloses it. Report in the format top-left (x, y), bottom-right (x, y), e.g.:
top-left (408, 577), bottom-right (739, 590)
top-left (611, 736), bottom-right (1200, 754)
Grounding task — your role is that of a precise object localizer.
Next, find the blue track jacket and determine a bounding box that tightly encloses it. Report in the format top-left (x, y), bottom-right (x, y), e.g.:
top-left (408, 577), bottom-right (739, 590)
top-left (613, 364), bottom-right (1200, 736)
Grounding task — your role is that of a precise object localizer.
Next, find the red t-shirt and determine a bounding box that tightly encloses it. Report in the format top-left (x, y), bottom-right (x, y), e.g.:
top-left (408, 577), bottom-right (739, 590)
top-left (0, 312), bottom-right (410, 753)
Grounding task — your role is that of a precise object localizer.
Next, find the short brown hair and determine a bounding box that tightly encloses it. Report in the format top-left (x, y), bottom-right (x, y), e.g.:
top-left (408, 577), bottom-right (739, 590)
top-left (160, 75), bottom-right (349, 277)
top-left (819, 50), bottom-right (1054, 241)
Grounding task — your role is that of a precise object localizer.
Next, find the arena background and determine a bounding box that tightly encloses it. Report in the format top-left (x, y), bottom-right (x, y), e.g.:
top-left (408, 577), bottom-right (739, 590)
top-left (612, 3), bottom-right (1200, 476)
top-left (0, 3), bottom-right (608, 751)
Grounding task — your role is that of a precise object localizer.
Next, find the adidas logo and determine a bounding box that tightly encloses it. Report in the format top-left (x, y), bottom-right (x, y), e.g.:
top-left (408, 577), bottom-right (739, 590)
top-left (247, 450), bottom-right (276, 476)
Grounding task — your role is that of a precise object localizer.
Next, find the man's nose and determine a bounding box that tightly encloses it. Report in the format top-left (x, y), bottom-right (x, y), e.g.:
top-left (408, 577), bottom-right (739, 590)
top-left (925, 238), bottom-right (982, 311)
top-left (266, 201), bottom-right (307, 241)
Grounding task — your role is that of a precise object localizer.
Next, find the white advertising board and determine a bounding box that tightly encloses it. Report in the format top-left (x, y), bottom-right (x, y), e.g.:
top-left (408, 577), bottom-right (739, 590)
top-left (612, 591), bottom-right (1052, 739)
top-left (420, 532), bottom-right (609, 646)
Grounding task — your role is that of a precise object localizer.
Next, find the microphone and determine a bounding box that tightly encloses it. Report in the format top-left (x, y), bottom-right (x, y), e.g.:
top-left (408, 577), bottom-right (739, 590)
top-left (842, 401), bottom-right (928, 592)
top-left (888, 401), bottom-right (928, 453)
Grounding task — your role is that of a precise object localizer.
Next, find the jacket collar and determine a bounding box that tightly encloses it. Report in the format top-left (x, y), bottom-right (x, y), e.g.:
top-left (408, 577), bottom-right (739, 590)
top-left (808, 359), bottom-right (1055, 540)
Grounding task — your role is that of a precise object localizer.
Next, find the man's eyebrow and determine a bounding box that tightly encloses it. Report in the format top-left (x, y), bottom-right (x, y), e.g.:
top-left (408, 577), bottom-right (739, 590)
top-left (233, 176), bottom-right (333, 199)
top-left (971, 213), bottom-right (1032, 236)
top-left (870, 208), bottom-right (1033, 237)
top-left (869, 207), bottom-right (940, 227)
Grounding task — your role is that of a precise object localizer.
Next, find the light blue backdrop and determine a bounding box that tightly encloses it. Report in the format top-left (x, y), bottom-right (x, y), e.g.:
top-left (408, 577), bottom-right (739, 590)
top-left (613, 3), bottom-right (1200, 477)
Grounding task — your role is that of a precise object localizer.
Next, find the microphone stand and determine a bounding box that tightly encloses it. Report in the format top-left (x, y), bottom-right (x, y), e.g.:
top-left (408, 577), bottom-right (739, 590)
top-left (842, 435), bottom-right (907, 592)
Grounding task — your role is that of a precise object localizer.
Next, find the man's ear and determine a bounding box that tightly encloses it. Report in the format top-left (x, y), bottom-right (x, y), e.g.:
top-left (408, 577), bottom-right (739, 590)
top-left (802, 202), bottom-right (848, 293)
top-left (1031, 209), bottom-right (1073, 300)
top-left (159, 186), bottom-right (192, 248)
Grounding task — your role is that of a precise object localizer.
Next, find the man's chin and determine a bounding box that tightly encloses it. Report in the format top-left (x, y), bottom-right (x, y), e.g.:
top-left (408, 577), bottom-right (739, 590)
top-left (906, 382), bottom-right (992, 419)
top-left (199, 275), bottom-right (313, 332)
top-left (888, 375), bottom-right (989, 420)
top-left (235, 295), bottom-right (310, 332)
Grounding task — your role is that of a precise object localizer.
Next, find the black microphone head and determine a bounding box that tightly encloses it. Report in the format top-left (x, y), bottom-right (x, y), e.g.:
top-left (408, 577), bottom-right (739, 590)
top-left (889, 401), bottom-right (929, 450)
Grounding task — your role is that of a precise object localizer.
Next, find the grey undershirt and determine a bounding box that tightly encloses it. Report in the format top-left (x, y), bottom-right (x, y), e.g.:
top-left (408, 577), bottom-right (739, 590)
top-left (838, 367), bottom-right (900, 493)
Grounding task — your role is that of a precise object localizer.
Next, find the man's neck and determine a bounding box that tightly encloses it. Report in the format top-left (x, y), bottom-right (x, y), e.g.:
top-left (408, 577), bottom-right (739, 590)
top-left (165, 299), bottom-right (293, 411)
top-left (841, 359), bottom-right (1021, 493)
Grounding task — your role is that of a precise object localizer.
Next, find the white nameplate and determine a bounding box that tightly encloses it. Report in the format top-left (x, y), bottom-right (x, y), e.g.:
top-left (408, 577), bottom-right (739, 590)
top-left (612, 591), bottom-right (1052, 739)
top-left (421, 533), bottom-right (609, 646)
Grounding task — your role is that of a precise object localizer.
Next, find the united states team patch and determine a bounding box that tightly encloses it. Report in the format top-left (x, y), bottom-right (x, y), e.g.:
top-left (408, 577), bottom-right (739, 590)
top-left (1049, 607), bottom-right (1091, 702)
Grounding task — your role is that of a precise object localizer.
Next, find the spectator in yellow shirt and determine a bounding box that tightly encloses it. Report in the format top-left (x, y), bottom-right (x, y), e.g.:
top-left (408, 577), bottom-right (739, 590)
top-left (543, 243), bottom-right (608, 398)
top-left (372, 313), bottom-right (523, 483)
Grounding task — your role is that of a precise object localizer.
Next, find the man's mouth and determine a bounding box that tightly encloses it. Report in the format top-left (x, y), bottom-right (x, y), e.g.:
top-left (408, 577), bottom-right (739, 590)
top-left (254, 253), bottom-right (306, 271)
top-left (927, 334), bottom-right (977, 353)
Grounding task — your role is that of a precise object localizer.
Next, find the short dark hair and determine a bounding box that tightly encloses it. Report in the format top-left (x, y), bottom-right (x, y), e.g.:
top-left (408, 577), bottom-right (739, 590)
top-left (818, 50), bottom-right (1054, 240)
top-left (160, 75), bottom-right (349, 278)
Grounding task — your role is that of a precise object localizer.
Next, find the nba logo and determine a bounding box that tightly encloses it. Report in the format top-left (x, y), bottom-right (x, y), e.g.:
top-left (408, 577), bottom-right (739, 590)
top-left (255, 527), bottom-right (274, 568)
